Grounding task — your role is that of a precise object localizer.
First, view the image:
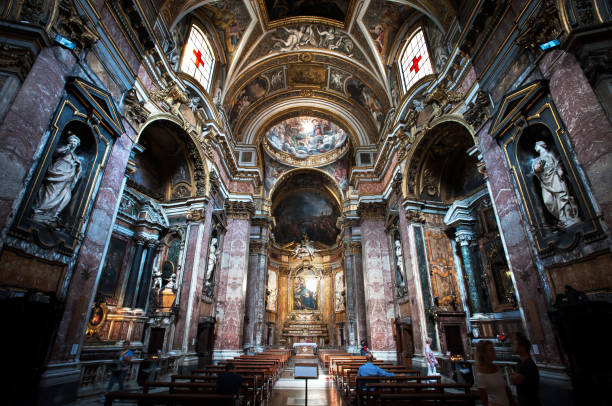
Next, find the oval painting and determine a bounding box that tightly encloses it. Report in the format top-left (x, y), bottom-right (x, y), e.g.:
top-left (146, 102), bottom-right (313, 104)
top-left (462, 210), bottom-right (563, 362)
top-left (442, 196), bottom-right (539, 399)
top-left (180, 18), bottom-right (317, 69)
top-left (265, 116), bottom-right (348, 159)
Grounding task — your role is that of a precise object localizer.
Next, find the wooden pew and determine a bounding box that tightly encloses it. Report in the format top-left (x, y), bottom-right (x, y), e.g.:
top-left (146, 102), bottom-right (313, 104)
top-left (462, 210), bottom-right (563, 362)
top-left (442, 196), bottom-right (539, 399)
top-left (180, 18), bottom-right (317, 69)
top-left (169, 374), bottom-right (265, 405)
top-left (355, 376), bottom-right (442, 406)
top-left (341, 368), bottom-right (420, 397)
top-left (377, 392), bottom-right (479, 405)
top-left (142, 381), bottom-right (255, 406)
top-left (104, 391), bottom-right (237, 405)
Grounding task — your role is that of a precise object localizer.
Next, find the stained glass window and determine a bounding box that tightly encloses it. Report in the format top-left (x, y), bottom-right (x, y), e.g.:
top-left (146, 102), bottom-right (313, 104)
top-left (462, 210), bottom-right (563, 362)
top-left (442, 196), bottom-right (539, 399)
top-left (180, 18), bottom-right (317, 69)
top-left (398, 29), bottom-right (433, 93)
top-left (180, 25), bottom-right (215, 91)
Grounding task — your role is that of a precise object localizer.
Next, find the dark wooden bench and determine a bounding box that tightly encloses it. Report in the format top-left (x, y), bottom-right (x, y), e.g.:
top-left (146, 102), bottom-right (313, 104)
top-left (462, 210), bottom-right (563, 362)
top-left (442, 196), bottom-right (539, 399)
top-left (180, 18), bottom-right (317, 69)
top-left (377, 392), bottom-right (479, 405)
top-left (142, 381), bottom-right (255, 406)
top-left (104, 391), bottom-right (237, 405)
top-left (355, 376), bottom-right (442, 406)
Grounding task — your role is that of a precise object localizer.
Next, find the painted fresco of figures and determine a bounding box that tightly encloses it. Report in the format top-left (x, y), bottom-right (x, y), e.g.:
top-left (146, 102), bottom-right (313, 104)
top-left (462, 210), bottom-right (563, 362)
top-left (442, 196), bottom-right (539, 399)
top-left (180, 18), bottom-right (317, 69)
top-left (32, 132), bottom-right (82, 226)
top-left (293, 276), bottom-right (318, 311)
top-left (265, 116), bottom-right (347, 158)
top-left (532, 141), bottom-right (580, 228)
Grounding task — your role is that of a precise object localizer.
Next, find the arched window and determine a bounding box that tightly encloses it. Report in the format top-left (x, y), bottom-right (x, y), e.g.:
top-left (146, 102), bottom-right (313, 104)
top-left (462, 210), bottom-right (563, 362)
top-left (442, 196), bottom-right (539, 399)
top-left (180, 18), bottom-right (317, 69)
top-left (180, 25), bottom-right (215, 91)
top-left (398, 28), bottom-right (433, 93)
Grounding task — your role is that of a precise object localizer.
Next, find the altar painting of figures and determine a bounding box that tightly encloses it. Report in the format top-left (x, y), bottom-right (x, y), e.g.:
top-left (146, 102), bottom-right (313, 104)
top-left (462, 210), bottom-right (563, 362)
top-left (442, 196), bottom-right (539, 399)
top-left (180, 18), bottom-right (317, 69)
top-left (292, 268), bottom-right (319, 311)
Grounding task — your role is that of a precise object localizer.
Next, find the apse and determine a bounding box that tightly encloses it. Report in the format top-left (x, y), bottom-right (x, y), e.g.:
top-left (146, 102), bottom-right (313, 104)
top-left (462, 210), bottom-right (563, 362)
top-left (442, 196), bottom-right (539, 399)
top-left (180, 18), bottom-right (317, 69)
top-left (271, 170), bottom-right (341, 246)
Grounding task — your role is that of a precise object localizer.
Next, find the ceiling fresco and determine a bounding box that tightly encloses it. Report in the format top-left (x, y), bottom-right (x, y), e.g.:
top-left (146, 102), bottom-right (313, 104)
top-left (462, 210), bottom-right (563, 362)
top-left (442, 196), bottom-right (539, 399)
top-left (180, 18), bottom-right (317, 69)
top-left (263, 0), bottom-right (350, 23)
top-left (265, 116), bottom-right (348, 159)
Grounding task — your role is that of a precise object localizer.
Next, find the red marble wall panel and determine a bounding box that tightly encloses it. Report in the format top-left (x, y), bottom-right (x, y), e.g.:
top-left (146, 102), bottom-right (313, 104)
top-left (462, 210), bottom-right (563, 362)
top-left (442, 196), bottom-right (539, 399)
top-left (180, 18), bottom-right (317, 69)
top-left (360, 218), bottom-right (396, 352)
top-left (0, 46), bottom-right (76, 246)
top-left (398, 204), bottom-right (424, 354)
top-left (172, 223), bottom-right (201, 350)
top-left (539, 49), bottom-right (612, 232)
top-left (358, 152), bottom-right (399, 195)
top-left (50, 123), bottom-right (134, 362)
top-left (477, 121), bottom-right (561, 364)
top-left (214, 217), bottom-right (251, 350)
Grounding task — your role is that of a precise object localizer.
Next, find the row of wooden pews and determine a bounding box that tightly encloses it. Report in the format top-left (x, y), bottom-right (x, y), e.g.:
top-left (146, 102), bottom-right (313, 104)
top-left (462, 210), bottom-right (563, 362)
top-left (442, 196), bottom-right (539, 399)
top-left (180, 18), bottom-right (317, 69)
top-left (325, 352), bottom-right (479, 406)
top-left (104, 348), bottom-right (290, 405)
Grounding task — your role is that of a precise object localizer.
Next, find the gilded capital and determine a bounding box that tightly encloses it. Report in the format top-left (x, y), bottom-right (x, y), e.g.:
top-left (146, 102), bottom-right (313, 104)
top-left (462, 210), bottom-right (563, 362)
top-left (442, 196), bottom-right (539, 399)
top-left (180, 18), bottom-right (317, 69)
top-left (225, 200), bottom-right (255, 219)
top-left (357, 201), bottom-right (386, 220)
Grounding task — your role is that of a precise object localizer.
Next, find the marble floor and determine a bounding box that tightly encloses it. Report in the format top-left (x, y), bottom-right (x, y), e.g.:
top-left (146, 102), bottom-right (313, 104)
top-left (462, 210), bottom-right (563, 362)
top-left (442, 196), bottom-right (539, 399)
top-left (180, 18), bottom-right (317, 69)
top-left (269, 360), bottom-right (344, 406)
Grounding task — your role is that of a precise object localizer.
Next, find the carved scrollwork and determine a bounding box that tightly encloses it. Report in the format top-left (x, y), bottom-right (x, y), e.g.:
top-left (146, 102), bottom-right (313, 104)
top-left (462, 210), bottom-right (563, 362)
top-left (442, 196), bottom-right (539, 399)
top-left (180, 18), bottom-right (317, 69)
top-left (55, 0), bottom-right (99, 55)
top-left (515, 0), bottom-right (563, 50)
top-left (424, 83), bottom-right (464, 128)
top-left (405, 209), bottom-right (426, 224)
top-left (123, 89), bottom-right (150, 126)
top-left (464, 90), bottom-right (490, 130)
top-left (149, 82), bottom-right (190, 123)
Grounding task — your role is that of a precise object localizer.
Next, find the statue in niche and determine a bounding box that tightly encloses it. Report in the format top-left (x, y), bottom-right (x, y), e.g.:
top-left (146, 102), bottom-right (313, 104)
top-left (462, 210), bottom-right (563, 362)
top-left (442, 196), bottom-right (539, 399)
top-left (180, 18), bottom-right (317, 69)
top-left (395, 240), bottom-right (407, 295)
top-left (266, 270), bottom-right (277, 312)
top-left (32, 133), bottom-right (82, 227)
top-left (204, 238), bottom-right (218, 285)
top-left (532, 141), bottom-right (580, 228)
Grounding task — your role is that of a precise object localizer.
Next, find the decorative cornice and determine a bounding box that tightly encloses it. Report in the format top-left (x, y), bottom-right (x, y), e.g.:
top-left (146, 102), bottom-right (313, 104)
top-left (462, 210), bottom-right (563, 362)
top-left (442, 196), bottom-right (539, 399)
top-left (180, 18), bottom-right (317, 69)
top-left (357, 201), bottom-right (386, 220)
top-left (225, 200), bottom-right (255, 219)
top-left (249, 239), bottom-right (266, 254)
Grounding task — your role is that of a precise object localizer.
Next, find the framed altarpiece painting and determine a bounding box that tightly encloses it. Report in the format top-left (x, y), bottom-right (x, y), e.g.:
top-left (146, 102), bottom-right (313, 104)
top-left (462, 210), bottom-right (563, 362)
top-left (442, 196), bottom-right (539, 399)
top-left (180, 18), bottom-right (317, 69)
top-left (489, 80), bottom-right (606, 267)
top-left (11, 77), bottom-right (123, 256)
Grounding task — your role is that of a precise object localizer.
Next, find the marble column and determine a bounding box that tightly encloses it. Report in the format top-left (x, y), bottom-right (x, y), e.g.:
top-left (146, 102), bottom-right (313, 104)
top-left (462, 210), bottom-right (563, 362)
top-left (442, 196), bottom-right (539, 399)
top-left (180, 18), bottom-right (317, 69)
top-left (243, 239), bottom-right (268, 352)
top-left (172, 199), bottom-right (213, 359)
top-left (358, 202), bottom-right (397, 361)
top-left (123, 237), bottom-right (146, 308)
top-left (213, 200), bottom-right (254, 360)
top-left (135, 241), bottom-right (161, 311)
top-left (455, 227), bottom-right (482, 314)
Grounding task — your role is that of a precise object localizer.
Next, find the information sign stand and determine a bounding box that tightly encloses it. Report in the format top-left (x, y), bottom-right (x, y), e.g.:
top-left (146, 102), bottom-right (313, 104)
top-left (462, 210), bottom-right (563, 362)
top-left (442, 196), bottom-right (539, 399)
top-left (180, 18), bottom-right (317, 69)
top-left (294, 362), bottom-right (318, 406)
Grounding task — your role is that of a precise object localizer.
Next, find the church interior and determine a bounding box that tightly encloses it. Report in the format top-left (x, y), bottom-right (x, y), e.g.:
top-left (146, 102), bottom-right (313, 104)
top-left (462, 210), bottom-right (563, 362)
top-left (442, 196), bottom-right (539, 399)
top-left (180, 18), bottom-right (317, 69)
top-left (1, 0), bottom-right (611, 405)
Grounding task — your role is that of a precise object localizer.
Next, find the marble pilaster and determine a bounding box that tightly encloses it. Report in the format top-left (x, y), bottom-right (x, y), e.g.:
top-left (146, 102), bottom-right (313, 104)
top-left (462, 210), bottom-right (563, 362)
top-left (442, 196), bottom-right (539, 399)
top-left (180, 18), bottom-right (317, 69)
top-left (358, 202), bottom-right (396, 358)
top-left (213, 201), bottom-right (253, 358)
top-left (244, 239), bottom-right (268, 352)
top-left (172, 200), bottom-right (213, 354)
top-left (478, 121), bottom-right (562, 365)
top-left (397, 203), bottom-right (426, 355)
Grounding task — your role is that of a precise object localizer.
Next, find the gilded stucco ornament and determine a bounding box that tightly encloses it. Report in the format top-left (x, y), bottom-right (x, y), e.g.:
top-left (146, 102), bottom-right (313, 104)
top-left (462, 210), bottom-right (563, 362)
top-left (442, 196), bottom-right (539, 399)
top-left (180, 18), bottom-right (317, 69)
top-left (515, 0), bottom-right (563, 50)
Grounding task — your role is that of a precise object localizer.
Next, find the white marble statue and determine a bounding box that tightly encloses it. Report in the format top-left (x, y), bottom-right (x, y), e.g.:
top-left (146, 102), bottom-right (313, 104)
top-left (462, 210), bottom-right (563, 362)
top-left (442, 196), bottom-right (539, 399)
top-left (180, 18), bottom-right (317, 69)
top-left (205, 238), bottom-right (218, 282)
top-left (165, 273), bottom-right (177, 290)
top-left (395, 240), bottom-right (406, 289)
top-left (151, 266), bottom-right (163, 291)
top-left (32, 133), bottom-right (82, 226)
top-left (266, 270), bottom-right (277, 312)
top-left (292, 235), bottom-right (315, 259)
top-left (532, 141), bottom-right (580, 228)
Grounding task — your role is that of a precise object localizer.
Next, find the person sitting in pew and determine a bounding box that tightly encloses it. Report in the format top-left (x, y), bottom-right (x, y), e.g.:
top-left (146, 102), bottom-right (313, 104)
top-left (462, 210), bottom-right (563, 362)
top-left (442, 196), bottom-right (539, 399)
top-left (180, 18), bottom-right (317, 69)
top-left (357, 353), bottom-right (395, 378)
top-left (216, 362), bottom-right (243, 405)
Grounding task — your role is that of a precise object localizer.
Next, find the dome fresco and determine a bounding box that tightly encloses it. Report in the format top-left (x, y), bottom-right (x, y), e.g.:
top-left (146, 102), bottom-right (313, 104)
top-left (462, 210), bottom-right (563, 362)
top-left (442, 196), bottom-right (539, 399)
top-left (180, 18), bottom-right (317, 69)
top-left (265, 116), bottom-right (348, 159)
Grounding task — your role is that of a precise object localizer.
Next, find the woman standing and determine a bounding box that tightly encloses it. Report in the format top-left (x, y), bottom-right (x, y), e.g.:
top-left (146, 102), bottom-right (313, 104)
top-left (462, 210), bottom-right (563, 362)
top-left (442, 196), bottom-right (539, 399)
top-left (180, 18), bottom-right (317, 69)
top-left (474, 341), bottom-right (511, 406)
top-left (424, 337), bottom-right (438, 376)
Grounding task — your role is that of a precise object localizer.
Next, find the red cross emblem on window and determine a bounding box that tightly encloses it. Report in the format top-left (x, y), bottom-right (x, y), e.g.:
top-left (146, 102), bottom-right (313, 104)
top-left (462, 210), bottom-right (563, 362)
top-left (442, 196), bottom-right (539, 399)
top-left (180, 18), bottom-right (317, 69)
top-left (410, 55), bottom-right (422, 73)
top-left (193, 49), bottom-right (204, 68)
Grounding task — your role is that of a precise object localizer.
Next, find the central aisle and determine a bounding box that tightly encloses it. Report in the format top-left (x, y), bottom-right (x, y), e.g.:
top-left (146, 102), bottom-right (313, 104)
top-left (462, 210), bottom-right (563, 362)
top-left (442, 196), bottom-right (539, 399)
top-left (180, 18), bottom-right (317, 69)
top-left (269, 359), bottom-right (344, 406)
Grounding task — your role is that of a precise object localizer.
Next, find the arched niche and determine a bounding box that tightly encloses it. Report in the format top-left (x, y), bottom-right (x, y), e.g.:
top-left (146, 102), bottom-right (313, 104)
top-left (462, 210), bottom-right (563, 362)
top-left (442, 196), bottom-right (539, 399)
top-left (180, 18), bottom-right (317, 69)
top-left (403, 121), bottom-right (484, 202)
top-left (130, 119), bottom-right (208, 201)
top-left (269, 169), bottom-right (342, 247)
